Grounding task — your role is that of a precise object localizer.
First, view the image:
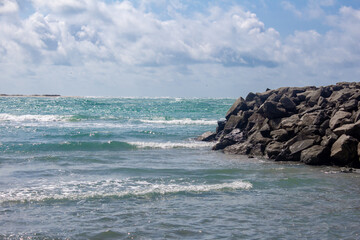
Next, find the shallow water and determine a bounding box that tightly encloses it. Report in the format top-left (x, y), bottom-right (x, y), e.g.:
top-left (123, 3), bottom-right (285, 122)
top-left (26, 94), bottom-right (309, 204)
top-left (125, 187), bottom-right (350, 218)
top-left (1, 97), bottom-right (360, 239)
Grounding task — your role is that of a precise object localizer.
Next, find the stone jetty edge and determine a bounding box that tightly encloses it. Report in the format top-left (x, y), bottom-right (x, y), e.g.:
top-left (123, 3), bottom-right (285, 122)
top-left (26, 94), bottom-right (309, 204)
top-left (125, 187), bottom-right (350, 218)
top-left (198, 82), bottom-right (360, 168)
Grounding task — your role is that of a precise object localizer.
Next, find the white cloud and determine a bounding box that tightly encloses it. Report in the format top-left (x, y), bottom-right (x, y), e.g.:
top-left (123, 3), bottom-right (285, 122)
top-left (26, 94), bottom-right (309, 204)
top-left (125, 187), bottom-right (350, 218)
top-left (281, 1), bottom-right (302, 17)
top-left (0, 0), bottom-right (359, 96)
top-left (0, 0), bottom-right (19, 14)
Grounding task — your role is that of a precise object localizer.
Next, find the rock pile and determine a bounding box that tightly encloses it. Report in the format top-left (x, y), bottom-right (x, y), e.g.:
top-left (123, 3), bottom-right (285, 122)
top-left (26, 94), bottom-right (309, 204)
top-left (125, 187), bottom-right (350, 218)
top-left (199, 82), bottom-right (360, 167)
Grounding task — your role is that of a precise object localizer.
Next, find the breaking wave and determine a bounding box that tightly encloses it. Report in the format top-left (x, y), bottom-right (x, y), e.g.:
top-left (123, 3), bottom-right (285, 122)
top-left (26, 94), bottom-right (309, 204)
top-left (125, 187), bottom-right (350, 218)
top-left (0, 179), bottom-right (253, 203)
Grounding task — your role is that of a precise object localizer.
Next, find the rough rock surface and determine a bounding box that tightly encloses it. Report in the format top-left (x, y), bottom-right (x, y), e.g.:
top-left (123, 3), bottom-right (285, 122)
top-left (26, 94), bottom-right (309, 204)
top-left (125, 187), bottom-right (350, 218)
top-left (200, 82), bottom-right (360, 168)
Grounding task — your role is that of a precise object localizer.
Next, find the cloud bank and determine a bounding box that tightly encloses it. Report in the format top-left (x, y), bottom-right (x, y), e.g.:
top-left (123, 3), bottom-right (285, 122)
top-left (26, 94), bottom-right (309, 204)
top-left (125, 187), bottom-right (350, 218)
top-left (0, 0), bottom-right (359, 97)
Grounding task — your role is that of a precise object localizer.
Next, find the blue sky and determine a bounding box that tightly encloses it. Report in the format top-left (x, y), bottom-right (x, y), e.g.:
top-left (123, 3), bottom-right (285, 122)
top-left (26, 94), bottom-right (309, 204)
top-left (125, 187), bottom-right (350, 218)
top-left (0, 0), bottom-right (359, 97)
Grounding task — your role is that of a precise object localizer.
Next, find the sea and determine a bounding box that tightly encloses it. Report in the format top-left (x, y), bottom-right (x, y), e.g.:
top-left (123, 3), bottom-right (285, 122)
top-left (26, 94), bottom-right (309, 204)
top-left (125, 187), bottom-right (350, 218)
top-left (0, 97), bottom-right (360, 240)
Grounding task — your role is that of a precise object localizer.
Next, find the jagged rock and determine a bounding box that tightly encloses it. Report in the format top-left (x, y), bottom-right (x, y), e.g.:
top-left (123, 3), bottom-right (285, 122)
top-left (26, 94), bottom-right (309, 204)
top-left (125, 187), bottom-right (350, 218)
top-left (259, 101), bottom-right (288, 119)
top-left (216, 120), bottom-right (226, 133)
top-left (224, 141), bottom-right (252, 155)
top-left (225, 97), bottom-right (247, 119)
top-left (223, 115), bottom-right (242, 133)
top-left (280, 95), bottom-right (296, 111)
top-left (300, 113), bottom-right (317, 126)
top-left (265, 141), bottom-right (284, 159)
top-left (202, 82), bottom-right (360, 168)
top-left (289, 139), bottom-right (315, 155)
top-left (329, 111), bottom-right (352, 129)
top-left (328, 88), bottom-right (354, 105)
top-left (301, 145), bottom-right (330, 165)
top-left (197, 131), bottom-right (216, 141)
top-left (313, 110), bottom-right (328, 125)
top-left (306, 88), bottom-right (322, 107)
top-left (342, 99), bottom-right (358, 112)
top-left (259, 121), bottom-right (271, 137)
top-left (280, 114), bottom-right (300, 130)
top-left (330, 134), bottom-right (358, 166)
top-left (333, 120), bottom-right (360, 139)
top-left (321, 132), bottom-right (338, 147)
top-left (270, 129), bottom-right (289, 142)
top-left (245, 92), bottom-right (257, 102)
top-left (256, 89), bottom-right (274, 102)
top-left (213, 129), bottom-right (245, 150)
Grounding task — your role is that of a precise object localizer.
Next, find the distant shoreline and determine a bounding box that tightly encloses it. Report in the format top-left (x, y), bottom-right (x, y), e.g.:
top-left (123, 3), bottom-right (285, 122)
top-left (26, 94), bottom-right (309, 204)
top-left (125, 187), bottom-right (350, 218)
top-left (0, 94), bottom-right (61, 97)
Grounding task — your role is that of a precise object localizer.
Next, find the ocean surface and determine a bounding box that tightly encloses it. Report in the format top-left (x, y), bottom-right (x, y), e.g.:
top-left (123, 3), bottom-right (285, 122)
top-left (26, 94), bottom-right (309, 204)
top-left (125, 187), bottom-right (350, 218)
top-left (1, 97), bottom-right (360, 240)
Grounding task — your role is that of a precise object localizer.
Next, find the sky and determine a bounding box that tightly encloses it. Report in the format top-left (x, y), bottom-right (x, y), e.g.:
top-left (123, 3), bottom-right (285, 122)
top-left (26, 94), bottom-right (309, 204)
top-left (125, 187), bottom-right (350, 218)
top-left (0, 0), bottom-right (360, 97)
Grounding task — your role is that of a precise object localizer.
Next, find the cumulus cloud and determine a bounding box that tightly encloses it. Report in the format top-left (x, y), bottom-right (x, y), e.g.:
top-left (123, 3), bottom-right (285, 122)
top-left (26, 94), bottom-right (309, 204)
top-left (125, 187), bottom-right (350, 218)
top-left (0, 0), bottom-right (359, 96)
top-left (0, 0), bottom-right (19, 14)
top-left (0, 0), bottom-right (282, 68)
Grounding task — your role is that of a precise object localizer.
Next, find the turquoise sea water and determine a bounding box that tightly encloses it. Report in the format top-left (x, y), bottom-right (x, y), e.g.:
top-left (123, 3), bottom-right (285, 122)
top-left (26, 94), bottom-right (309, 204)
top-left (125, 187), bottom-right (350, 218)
top-left (1, 97), bottom-right (360, 239)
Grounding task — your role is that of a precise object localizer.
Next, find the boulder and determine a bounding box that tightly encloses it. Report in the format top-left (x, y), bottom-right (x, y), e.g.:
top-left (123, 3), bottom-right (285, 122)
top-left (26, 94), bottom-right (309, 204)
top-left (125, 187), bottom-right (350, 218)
top-left (300, 145), bottom-right (330, 165)
top-left (306, 88), bottom-right (322, 107)
top-left (265, 141), bottom-right (284, 159)
top-left (330, 134), bottom-right (358, 166)
top-left (280, 114), bottom-right (300, 129)
top-left (223, 115), bottom-right (242, 133)
top-left (224, 141), bottom-right (252, 155)
top-left (259, 121), bottom-right (271, 137)
top-left (204, 82), bottom-right (360, 168)
top-left (270, 129), bottom-right (289, 142)
top-left (197, 131), bottom-right (216, 141)
top-left (329, 111), bottom-right (352, 130)
top-left (280, 95), bottom-right (296, 111)
top-left (225, 97), bottom-right (247, 119)
top-left (333, 120), bottom-right (360, 139)
top-left (289, 139), bottom-right (315, 155)
top-left (342, 99), bottom-right (358, 112)
top-left (259, 101), bottom-right (288, 119)
top-left (216, 120), bottom-right (226, 133)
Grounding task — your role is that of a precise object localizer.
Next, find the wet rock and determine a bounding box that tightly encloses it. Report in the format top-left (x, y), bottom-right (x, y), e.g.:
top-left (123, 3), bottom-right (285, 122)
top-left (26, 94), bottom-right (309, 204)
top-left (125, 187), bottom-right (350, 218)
top-left (197, 131), bottom-right (216, 141)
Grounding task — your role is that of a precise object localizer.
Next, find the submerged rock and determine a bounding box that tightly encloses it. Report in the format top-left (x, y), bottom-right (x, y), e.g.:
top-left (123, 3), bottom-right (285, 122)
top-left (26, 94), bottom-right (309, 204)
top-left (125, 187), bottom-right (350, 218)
top-left (199, 82), bottom-right (360, 168)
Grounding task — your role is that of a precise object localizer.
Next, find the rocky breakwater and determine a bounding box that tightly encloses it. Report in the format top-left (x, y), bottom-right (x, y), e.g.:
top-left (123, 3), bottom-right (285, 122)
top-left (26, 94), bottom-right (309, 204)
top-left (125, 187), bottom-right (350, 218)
top-left (200, 82), bottom-right (360, 167)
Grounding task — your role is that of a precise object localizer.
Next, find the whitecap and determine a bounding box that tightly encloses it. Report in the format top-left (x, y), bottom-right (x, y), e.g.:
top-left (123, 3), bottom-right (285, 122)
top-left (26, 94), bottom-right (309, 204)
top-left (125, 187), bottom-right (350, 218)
top-left (0, 113), bottom-right (70, 122)
top-left (0, 179), bottom-right (252, 203)
top-left (128, 141), bottom-right (215, 149)
top-left (140, 118), bottom-right (217, 125)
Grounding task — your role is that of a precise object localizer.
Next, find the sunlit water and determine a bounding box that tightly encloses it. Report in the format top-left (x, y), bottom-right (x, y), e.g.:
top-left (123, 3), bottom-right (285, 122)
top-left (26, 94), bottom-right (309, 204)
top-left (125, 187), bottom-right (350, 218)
top-left (0, 97), bottom-right (359, 239)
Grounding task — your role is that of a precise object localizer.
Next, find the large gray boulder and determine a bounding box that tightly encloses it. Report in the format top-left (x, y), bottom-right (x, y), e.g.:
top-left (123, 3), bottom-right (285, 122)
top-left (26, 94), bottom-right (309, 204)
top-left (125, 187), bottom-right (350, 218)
top-left (329, 111), bottom-right (352, 129)
top-left (259, 101), bottom-right (288, 119)
top-left (225, 97), bottom-right (247, 119)
top-left (300, 145), bottom-right (329, 165)
top-left (330, 134), bottom-right (358, 166)
top-left (289, 139), bottom-right (315, 155)
top-left (265, 141), bottom-right (284, 159)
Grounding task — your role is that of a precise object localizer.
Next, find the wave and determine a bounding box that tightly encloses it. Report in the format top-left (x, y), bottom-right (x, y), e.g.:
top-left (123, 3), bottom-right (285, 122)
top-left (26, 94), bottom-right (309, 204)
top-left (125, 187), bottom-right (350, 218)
top-left (140, 118), bottom-right (217, 125)
top-left (129, 141), bottom-right (214, 149)
top-left (0, 113), bottom-right (70, 122)
top-left (3, 141), bottom-right (135, 152)
top-left (2, 140), bottom-right (214, 152)
top-left (0, 179), bottom-right (252, 203)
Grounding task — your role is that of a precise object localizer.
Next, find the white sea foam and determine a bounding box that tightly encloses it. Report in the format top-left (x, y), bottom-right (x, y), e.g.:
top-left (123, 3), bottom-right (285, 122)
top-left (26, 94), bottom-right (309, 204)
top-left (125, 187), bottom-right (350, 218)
top-left (140, 118), bottom-right (217, 125)
top-left (129, 141), bottom-right (215, 149)
top-left (0, 179), bottom-right (252, 203)
top-left (0, 113), bottom-right (69, 122)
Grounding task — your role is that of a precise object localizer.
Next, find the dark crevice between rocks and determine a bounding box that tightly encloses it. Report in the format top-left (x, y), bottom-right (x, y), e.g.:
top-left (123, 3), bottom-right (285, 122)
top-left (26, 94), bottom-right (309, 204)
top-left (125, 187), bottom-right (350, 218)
top-left (197, 82), bottom-right (360, 168)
